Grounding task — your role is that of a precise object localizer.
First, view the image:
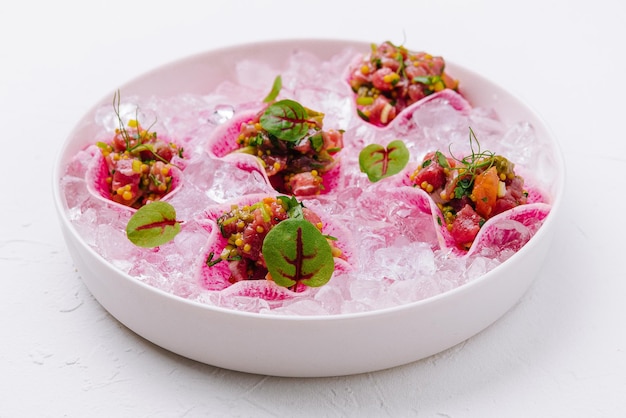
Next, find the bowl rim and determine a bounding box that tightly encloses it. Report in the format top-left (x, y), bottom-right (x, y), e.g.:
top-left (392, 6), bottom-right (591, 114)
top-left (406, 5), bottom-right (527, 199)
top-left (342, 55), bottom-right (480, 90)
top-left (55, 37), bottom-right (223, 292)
top-left (52, 37), bottom-right (566, 322)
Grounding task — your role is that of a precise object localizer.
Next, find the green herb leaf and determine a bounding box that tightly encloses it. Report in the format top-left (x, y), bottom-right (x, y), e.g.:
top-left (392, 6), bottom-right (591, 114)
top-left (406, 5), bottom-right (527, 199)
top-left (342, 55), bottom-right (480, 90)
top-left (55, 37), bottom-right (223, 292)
top-left (309, 132), bottom-right (324, 152)
top-left (454, 178), bottom-right (473, 199)
top-left (435, 151), bottom-right (449, 169)
top-left (260, 99), bottom-right (310, 142)
top-left (262, 219), bottom-right (334, 288)
top-left (206, 252), bottom-right (222, 267)
top-left (358, 139), bottom-right (410, 182)
top-left (126, 201), bottom-right (181, 248)
top-left (277, 195), bottom-right (304, 219)
top-left (263, 75), bottom-right (282, 103)
top-left (413, 75), bottom-right (441, 85)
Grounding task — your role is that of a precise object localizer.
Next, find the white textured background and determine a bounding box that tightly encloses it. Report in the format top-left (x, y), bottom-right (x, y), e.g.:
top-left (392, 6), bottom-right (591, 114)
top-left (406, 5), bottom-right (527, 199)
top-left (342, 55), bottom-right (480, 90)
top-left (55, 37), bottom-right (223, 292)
top-left (1, 1), bottom-right (625, 416)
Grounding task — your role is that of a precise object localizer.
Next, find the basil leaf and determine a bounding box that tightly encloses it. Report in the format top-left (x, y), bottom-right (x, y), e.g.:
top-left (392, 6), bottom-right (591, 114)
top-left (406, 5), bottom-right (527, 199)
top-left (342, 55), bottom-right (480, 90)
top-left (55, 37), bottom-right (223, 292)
top-left (358, 139), bottom-right (410, 182)
top-left (262, 219), bottom-right (334, 288)
top-left (260, 99), bottom-right (310, 142)
top-left (126, 201), bottom-right (181, 248)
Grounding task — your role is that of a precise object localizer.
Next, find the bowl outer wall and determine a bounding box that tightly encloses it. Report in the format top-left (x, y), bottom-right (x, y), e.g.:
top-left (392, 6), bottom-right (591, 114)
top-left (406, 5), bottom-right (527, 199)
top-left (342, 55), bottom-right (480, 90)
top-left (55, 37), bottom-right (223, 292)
top-left (53, 39), bottom-right (564, 377)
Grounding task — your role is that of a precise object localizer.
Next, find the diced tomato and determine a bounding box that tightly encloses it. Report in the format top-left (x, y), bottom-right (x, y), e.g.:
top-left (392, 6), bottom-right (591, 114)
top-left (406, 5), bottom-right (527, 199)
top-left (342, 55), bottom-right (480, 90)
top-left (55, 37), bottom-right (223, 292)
top-left (364, 96), bottom-right (397, 127)
top-left (371, 67), bottom-right (397, 92)
top-left (406, 83), bottom-right (428, 103)
top-left (302, 208), bottom-right (322, 228)
top-left (450, 204), bottom-right (482, 248)
top-left (411, 152), bottom-right (454, 191)
top-left (492, 176), bottom-right (527, 216)
top-left (323, 130), bottom-right (343, 154)
top-left (471, 166), bottom-right (499, 218)
top-left (110, 159), bottom-right (141, 206)
top-left (288, 172), bottom-right (322, 196)
top-left (139, 140), bottom-right (173, 162)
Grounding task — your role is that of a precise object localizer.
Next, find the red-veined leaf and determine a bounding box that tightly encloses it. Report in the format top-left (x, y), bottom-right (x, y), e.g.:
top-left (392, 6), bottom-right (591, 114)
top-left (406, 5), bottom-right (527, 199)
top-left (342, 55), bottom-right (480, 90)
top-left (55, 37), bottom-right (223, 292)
top-left (359, 139), bottom-right (409, 182)
top-left (262, 218), bottom-right (334, 288)
top-left (126, 201), bottom-right (181, 248)
top-left (259, 99), bottom-right (310, 142)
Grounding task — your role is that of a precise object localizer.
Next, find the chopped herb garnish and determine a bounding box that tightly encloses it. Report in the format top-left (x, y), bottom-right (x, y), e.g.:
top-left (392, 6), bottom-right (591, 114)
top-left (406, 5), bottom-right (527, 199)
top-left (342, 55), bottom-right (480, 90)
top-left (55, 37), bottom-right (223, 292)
top-left (277, 195), bottom-right (305, 219)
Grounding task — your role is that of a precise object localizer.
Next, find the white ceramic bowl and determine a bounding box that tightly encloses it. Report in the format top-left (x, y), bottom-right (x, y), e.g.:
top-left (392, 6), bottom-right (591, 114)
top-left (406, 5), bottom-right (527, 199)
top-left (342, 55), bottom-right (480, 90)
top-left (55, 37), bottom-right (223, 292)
top-left (53, 39), bottom-right (564, 377)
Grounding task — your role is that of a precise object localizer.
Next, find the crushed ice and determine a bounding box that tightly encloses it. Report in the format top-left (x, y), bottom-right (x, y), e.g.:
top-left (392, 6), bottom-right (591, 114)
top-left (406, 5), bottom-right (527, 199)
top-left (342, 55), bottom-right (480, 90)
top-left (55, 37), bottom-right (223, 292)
top-left (60, 46), bottom-right (556, 316)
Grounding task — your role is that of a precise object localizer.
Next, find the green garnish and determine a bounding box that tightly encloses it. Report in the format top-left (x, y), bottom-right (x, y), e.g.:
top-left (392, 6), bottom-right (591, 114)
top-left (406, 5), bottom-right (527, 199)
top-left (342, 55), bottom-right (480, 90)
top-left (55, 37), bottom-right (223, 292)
top-left (126, 201), bottom-right (181, 248)
top-left (259, 99), bottom-right (311, 142)
top-left (449, 128), bottom-right (497, 198)
top-left (359, 139), bottom-right (410, 182)
top-left (356, 96), bottom-right (375, 106)
top-left (205, 252), bottom-right (222, 267)
top-left (413, 75), bottom-right (441, 85)
top-left (96, 141), bottom-right (110, 152)
top-left (262, 218), bottom-right (334, 289)
top-left (435, 151), bottom-right (449, 169)
top-left (263, 75), bottom-right (282, 103)
top-left (205, 251), bottom-right (240, 267)
top-left (309, 133), bottom-right (324, 152)
top-left (277, 195), bottom-right (305, 219)
top-left (111, 90), bottom-right (176, 167)
top-left (356, 108), bottom-right (370, 122)
top-left (454, 178), bottom-right (473, 199)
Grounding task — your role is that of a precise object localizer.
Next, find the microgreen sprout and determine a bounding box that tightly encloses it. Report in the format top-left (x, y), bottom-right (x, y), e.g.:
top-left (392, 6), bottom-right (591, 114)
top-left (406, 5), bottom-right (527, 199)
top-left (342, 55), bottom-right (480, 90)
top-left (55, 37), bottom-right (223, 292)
top-left (263, 75), bottom-right (282, 103)
top-left (446, 128), bottom-right (497, 198)
top-left (112, 90), bottom-right (173, 166)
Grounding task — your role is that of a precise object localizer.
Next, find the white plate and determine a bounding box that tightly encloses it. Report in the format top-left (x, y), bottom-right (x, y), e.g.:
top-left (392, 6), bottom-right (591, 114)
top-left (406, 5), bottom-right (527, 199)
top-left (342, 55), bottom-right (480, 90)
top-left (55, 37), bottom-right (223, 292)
top-left (53, 39), bottom-right (564, 377)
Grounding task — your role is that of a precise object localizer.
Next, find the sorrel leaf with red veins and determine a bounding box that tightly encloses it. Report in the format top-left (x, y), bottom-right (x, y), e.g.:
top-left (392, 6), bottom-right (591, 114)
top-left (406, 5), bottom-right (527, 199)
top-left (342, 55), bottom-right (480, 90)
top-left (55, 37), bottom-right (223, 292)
top-left (259, 99), bottom-right (310, 142)
top-left (359, 139), bottom-right (409, 182)
top-left (262, 75), bottom-right (282, 103)
top-left (126, 201), bottom-right (181, 248)
top-left (262, 219), bottom-right (334, 288)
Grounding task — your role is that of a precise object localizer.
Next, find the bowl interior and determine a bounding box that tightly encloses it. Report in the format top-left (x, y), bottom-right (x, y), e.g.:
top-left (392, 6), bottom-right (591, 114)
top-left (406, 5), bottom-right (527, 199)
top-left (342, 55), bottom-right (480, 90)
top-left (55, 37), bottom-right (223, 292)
top-left (53, 39), bottom-right (564, 377)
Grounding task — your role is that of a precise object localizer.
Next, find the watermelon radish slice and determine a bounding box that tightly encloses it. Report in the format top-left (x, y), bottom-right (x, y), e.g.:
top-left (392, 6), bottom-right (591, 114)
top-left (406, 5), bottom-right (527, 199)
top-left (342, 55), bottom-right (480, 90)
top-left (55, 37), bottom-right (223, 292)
top-left (85, 145), bottom-right (183, 213)
top-left (212, 258), bottom-right (352, 305)
top-left (196, 193), bottom-right (353, 296)
top-left (393, 182), bottom-right (550, 257)
top-left (205, 104), bottom-right (344, 197)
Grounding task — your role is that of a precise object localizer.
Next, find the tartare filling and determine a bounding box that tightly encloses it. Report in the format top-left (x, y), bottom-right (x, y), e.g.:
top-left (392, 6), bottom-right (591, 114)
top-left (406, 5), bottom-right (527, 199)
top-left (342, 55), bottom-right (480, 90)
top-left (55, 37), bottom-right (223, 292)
top-left (410, 149), bottom-right (528, 250)
top-left (348, 41), bottom-right (459, 126)
top-left (233, 99), bottom-right (343, 196)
